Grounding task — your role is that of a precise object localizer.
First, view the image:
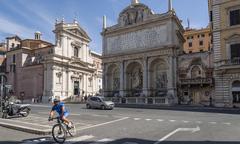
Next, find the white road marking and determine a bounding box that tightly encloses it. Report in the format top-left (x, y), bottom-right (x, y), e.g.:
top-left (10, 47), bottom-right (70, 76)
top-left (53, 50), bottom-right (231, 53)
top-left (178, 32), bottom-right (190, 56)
top-left (196, 121), bottom-right (202, 124)
top-left (66, 135), bottom-right (94, 144)
top-left (183, 120), bottom-right (189, 123)
top-left (146, 119), bottom-right (152, 121)
top-left (77, 117), bottom-right (129, 131)
top-left (123, 142), bottom-right (139, 144)
top-left (157, 119), bottom-right (164, 122)
top-left (209, 122), bottom-right (217, 124)
top-left (223, 122), bottom-right (231, 125)
top-left (169, 120), bottom-right (176, 122)
top-left (89, 138), bottom-right (113, 144)
top-left (134, 118), bottom-right (141, 121)
top-left (154, 126), bottom-right (200, 144)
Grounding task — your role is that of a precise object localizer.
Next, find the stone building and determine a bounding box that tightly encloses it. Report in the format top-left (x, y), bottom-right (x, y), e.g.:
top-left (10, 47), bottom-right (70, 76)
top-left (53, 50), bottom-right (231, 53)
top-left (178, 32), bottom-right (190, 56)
top-left (183, 27), bottom-right (212, 54)
top-left (178, 51), bottom-right (214, 106)
top-left (5, 20), bottom-right (102, 102)
top-left (102, 0), bottom-right (185, 105)
top-left (209, 0), bottom-right (240, 107)
top-left (6, 33), bottom-right (53, 101)
top-left (0, 42), bottom-right (7, 73)
top-left (43, 19), bottom-right (102, 102)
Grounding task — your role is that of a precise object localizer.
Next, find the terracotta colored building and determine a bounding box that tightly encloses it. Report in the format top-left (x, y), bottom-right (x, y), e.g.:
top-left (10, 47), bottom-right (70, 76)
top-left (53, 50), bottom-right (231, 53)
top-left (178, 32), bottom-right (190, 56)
top-left (183, 27), bottom-right (212, 54)
top-left (6, 33), bottom-right (53, 102)
top-left (0, 42), bottom-right (7, 73)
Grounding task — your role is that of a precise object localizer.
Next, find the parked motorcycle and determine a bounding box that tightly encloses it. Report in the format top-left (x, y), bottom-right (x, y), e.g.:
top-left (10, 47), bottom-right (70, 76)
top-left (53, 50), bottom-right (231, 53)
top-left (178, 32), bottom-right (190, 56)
top-left (2, 101), bottom-right (31, 119)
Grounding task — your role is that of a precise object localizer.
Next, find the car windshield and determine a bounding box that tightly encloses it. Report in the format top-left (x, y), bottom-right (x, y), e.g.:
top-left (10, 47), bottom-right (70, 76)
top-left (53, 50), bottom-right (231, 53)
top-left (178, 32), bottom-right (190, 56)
top-left (99, 97), bottom-right (106, 101)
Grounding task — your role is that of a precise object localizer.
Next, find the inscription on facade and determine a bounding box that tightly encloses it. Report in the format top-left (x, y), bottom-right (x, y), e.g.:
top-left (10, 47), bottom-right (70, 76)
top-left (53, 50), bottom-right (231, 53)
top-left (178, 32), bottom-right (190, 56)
top-left (106, 25), bottom-right (168, 54)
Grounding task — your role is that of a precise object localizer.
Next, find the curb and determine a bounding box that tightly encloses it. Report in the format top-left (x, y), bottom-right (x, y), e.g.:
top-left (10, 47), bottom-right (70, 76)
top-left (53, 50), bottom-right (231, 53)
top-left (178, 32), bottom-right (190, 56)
top-left (115, 104), bottom-right (240, 114)
top-left (0, 120), bottom-right (51, 135)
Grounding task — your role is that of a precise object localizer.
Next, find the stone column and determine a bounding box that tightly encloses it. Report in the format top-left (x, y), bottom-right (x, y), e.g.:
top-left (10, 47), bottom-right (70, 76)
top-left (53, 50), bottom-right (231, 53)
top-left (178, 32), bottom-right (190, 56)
top-left (120, 61), bottom-right (125, 97)
top-left (102, 64), bottom-right (107, 97)
top-left (143, 58), bottom-right (148, 96)
top-left (167, 56), bottom-right (177, 104)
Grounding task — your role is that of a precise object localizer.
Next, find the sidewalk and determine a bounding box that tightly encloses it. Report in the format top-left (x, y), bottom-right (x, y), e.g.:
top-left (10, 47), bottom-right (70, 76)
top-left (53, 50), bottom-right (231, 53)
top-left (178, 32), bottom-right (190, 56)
top-left (0, 116), bottom-right (51, 135)
top-left (115, 104), bottom-right (240, 114)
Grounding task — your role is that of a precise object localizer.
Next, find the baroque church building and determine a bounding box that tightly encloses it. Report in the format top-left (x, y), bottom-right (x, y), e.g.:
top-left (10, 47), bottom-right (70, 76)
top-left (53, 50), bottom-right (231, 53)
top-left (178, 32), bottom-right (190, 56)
top-left (102, 0), bottom-right (185, 105)
top-left (5, 19), bottom-right (102, 103)
top-left (43, 19), bottom-right (102, 102)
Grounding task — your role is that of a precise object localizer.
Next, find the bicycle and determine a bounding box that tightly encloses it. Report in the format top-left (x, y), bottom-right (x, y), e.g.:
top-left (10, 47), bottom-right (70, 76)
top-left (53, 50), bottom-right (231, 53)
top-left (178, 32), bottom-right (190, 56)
top-left (49, 117), bottom-right (76, 143)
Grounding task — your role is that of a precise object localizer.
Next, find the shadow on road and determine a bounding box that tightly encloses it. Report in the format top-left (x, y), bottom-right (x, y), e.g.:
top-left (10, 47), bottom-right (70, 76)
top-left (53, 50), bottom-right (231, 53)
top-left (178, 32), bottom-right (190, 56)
top-left (1, 138), bottom-right (239, 144)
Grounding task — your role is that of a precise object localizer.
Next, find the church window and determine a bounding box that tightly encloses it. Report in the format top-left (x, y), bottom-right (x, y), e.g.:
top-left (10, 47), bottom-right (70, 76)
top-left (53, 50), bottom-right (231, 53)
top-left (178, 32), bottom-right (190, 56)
top-left (230, 43), bottom-right (240, 59)
top-left (230, 9), bottom-right (240, 26)
top-left (74, 47), bottom-right (79, 57)
top-left (189, 42), bottom-right (192, 47)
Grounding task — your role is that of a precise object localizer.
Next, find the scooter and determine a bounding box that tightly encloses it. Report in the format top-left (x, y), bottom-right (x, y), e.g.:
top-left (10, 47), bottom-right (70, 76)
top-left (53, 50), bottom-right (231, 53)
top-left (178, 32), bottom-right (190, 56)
top-left (2, 101), bottom-right (31, 119)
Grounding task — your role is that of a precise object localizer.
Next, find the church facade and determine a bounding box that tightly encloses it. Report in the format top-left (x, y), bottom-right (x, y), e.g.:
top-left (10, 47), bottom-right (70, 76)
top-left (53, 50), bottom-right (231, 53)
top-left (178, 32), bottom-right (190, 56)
top-left (102, 0), bottom-right (185, 105)
top-left (43, 20), bottom-right (102, 102)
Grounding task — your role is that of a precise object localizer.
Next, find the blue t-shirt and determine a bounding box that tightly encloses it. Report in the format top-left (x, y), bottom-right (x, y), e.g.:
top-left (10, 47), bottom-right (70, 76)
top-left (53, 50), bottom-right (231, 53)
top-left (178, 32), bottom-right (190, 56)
top-left (52, 102), bottom-right (67, 115)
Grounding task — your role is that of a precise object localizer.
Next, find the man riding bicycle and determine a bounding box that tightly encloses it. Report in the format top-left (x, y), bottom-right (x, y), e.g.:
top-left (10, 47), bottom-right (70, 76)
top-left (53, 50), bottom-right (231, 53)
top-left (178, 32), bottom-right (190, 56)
top-left (48, 98), bottom-right (72, 128)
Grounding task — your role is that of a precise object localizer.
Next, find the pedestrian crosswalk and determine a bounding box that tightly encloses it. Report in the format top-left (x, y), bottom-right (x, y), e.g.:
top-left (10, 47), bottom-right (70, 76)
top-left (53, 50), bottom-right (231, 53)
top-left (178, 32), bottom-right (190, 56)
top-left (130, 117), bottom-right (232, 126)
top-left (21, 135), bottom-right (128, 144)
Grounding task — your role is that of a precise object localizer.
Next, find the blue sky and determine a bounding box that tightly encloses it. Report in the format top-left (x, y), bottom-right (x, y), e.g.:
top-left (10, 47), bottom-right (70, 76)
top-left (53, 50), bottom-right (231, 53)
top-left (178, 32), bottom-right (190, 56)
top-left (0, 0), bottom-right (209, 53)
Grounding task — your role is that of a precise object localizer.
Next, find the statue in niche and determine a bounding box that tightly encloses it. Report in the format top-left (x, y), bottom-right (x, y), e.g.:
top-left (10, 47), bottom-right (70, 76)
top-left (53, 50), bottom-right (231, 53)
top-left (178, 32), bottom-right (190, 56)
top-left (113, 78), bottom-right (120, 90)
top-left (156, 72), bottom-right (167, 89)
top-left (131, 68), bottom-right (143, 89)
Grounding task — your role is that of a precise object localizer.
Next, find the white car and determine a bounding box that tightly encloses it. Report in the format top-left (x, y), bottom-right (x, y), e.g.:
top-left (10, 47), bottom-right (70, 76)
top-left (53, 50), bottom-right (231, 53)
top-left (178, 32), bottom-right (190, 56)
top-left (86, 96), bottom-right (114, 110)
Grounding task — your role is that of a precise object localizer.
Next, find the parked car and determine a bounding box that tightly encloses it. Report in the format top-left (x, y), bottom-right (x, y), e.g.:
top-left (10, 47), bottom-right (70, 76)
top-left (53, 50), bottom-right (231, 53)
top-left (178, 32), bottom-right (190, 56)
top-left (86, 96), bottom-right (114, 110)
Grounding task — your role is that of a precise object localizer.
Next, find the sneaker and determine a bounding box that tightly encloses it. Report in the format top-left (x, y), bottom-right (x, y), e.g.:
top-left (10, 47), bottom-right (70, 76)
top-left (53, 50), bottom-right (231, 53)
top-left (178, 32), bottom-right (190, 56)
top-left (68, 123), bottom-right (73, 129)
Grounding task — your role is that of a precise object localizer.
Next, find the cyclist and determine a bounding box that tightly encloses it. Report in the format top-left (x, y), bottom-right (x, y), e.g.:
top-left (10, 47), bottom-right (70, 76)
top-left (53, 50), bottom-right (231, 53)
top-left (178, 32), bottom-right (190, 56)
top-left (48, 98), bottom-right (72, 128)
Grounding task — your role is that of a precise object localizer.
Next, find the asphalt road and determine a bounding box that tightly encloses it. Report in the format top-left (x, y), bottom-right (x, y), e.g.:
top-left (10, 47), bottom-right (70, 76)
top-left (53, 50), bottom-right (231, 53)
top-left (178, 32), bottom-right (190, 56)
top-left (1, 104), bottom-right (240, 144)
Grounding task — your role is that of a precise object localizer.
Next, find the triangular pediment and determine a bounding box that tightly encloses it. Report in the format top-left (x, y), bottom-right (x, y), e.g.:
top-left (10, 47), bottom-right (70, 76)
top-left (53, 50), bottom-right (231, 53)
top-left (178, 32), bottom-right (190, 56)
top-left (66, 26), bottom-right (91, 41)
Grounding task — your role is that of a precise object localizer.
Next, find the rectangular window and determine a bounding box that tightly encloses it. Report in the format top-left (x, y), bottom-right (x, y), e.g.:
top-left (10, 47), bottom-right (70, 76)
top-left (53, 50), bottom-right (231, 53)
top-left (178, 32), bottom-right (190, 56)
top-left (230, 9), bottom-right (240, 26)
top-left (74, 81), bottom-right (79, 95)
top-left (233, 92), bottom-right (240, 103)
top-left (230, 44), bottom-right (240, 59)
top-left (188, 42), bottom-right (192, 47)
top-left (199, 41), bottom-right (203, 46)
top-left (201, 34), bottom-right (205, 38)
top-left (74, 47), bottom-right (79, 57)
top-left (210, 11), bottom-right (213, 22)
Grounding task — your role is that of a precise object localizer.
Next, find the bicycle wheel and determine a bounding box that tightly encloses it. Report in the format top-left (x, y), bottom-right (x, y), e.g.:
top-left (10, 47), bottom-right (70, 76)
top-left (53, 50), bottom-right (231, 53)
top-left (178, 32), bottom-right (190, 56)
top-left (68, 122), bottom-right (76, 137)
top-left (52, 124), bottom-right (66, 143)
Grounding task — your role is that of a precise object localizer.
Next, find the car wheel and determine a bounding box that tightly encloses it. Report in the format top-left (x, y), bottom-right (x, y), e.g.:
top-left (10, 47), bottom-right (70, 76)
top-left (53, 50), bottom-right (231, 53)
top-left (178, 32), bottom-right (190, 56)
top-left (101, 105), bottom-right (106, 110)
top-left (86, 104), bottom-right (91, 109)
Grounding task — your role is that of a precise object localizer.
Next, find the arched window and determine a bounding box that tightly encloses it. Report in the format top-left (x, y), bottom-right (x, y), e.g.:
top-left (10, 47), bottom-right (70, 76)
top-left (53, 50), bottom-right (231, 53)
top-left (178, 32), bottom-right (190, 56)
top-left (191, 66), bottom-right (202, 79)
